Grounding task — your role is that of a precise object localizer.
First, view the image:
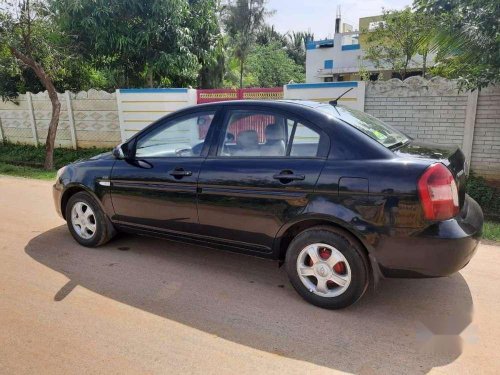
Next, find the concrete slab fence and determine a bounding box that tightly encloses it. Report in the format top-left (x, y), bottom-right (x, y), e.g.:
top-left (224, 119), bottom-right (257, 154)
top-left (0, 78), bottom-right (498, 180)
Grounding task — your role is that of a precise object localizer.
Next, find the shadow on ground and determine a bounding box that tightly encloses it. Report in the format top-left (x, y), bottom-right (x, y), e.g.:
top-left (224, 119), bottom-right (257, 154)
top-left (26, 226), bottom-right (474, 374)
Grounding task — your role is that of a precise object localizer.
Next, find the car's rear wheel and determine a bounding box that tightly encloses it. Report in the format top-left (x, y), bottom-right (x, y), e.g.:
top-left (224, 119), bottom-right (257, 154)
top-left (285, 227), bottom-right (369, 309)
top-left (66, 191), bottom-right (115, 247)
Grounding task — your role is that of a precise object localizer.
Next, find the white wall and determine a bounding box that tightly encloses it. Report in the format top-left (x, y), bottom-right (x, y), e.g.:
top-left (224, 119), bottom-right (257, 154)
top-left (306, 32), bottom-right (437, 83)
top-left (0, 89), bottom-right (120, 148)
top-left (116, 88), bottom-right (197, 142)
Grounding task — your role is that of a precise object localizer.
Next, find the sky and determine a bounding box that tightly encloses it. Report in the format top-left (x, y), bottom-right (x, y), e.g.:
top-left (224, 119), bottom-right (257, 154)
top-left (267, 0), bottom-right (413, 38)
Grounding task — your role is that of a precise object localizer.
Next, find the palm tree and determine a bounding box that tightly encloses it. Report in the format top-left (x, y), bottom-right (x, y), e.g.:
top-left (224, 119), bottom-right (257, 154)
top-left (222, 0), bottom-right (271, 88)
top-left (285, 31), bottom-right (314, 67)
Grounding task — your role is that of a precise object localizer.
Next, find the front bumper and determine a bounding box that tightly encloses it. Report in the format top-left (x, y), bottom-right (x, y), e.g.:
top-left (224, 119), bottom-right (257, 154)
top-left (376, 194), bottom-right (483, 278)
top-left (53, 180), bottom-right (64, 218)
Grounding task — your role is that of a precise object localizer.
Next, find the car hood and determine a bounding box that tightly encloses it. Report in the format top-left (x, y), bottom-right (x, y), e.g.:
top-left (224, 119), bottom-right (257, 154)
top-left (73, 151), bottom-right (114, 164)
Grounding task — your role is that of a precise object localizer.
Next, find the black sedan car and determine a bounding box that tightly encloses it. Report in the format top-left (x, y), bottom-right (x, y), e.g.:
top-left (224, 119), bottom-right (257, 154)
top-left (53, 100), bottom-right (483, 309)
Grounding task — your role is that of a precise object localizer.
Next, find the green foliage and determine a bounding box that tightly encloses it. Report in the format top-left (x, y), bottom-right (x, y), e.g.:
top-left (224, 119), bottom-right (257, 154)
top-left (222, 0), bottom-right (270, 88)
top-left (256, 25), bottom-right (287, 46)
top-left (247, 42), bottom-right (304, 87)
top-left (53, 0), bottom-right (222, 88)
top-left (284, 31), bottom-right (313, 67)
top-left (0, 0), bottom-right (102, 98)
top-left (415, 0), bottom-right (500, 89)
top-left (364, 8), bottom-right (436, 79)
top-left (466, 174), bottom-right (500, 220)
top-left (483, 221), bottom-right (500, 243)
top-left (1, 0), bottom-right (304, 91)
top-left (0, 142), bottom-right (110, 169)
top-left (0, 162), bottom-right (56, 179)
top-left (188, 0), bottom-right (224, 88)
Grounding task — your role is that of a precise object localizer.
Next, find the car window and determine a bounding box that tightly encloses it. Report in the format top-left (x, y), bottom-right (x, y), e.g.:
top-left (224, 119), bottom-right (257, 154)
top-left (135, 111), bottom-right (216, 158)
top-left (218, 110), bottom-right (322, 158)
top-left (318, 105), bottom-right (409, 148)
top-left (287, 119), bottom-right (321, 157)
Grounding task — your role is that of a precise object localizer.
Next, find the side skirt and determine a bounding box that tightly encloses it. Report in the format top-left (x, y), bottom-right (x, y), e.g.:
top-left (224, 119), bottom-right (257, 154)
top-left (114, 222), bottom-right (276, 259)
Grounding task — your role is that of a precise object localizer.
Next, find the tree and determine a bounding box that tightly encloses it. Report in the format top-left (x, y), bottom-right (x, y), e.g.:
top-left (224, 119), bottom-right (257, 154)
top-left (256, 24), bottom-right (286, 46)
top-left (246, 42), bottom-right (304, 87)
top-left (187, 0), bottom-right (224, 88)
top-left (415, 13), bottom-right (438, 78)
top-left (364, 8), bottom-right (434, 79)
top-left (0, 0), bottom-right (68, 169)
top-left (54, 0), bottom-right (201, 88)
top-left (284, 31), bottom-right (313, 67)
top-left (222, 0), bottom-right (270, 88)
top-left (415, 0), bottom-right (500, 89)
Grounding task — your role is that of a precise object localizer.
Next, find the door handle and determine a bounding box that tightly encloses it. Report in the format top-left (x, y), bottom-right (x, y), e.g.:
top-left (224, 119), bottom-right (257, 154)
top-left (273, 171), bottom-right (305, 181)
top-left (169, 168), bottom-right (193, 178)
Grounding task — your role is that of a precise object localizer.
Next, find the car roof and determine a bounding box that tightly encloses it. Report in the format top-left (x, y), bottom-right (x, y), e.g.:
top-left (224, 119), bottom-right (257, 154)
top-left (194, 99), bottom-right (326, 110)
top-left (192, 99), bottom-right (335, 120)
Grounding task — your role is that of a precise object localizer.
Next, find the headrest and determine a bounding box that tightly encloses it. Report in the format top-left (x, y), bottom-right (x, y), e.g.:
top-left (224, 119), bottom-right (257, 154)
top-left (265, 124), bottom-right (285, 141)
top-left (237, 130), bottom-right (259, 148)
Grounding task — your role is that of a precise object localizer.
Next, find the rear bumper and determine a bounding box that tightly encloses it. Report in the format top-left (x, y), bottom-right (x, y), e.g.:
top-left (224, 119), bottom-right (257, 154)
top-left (377, 194), bottom-right (483, 278)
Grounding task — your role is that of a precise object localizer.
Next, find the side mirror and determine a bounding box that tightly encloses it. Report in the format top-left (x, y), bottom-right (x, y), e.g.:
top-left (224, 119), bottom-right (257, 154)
top-left (112, 143), bottom-right (128, 160)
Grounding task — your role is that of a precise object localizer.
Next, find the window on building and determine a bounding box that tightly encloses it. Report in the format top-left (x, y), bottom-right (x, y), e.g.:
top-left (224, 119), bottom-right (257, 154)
top-left (324, 60), bottom-right (334, 69)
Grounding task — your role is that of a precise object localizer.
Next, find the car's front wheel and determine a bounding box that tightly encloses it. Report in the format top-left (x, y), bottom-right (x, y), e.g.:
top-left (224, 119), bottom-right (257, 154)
top-left (66, 191), bottom-right (115, 247)
top-left (285, 227), bottom-right (369, 309)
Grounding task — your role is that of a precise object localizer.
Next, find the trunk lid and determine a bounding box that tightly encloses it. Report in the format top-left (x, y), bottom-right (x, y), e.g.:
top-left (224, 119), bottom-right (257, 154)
top-left (394, 140), bottom-right (467, 208)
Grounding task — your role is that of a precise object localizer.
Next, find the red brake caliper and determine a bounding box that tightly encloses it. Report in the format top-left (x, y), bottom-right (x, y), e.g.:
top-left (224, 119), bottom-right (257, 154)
top-left (319, 248), bottom-right (330, 260)
top-left (333, 261), bottom-right (346, 274)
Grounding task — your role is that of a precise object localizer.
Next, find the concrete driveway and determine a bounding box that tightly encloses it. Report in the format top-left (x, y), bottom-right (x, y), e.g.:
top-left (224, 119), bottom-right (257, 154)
top-left (0, 176), bottom-right (499, 374)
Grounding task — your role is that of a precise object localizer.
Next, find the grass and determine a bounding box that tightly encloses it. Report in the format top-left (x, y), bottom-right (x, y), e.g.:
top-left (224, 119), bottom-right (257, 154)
top-left (0, 162), bottom-right (56, 180)
top-left (483, 221), bottom-right (500, 242)
top-left (0, 142), bottom-right (110, 169)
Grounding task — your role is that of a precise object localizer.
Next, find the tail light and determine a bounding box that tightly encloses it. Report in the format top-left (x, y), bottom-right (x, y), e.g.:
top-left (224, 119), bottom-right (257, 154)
top-left (418, 163), bottom-right (459, 220)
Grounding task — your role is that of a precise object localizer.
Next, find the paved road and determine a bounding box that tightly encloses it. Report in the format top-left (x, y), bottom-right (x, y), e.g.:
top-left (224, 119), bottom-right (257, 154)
top-left (0, 176), bottom-right (499, 375)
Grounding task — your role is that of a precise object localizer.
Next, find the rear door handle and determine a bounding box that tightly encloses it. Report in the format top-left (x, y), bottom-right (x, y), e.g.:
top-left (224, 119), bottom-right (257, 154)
top-left (273, 172), bottom-right (305, 181)
top-left (169, 168), bottom-right (192, 178)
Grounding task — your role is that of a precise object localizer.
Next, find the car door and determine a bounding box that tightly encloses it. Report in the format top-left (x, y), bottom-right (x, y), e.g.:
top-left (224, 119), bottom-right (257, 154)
top-left (196, 106), bottom-right (329, 253)
top-left (110, 108), bottom-right (220, 233)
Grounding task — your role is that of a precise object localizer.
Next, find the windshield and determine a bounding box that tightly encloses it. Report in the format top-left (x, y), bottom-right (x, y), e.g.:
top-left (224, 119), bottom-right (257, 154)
top-left (318, 105), bottom-right (409, 148)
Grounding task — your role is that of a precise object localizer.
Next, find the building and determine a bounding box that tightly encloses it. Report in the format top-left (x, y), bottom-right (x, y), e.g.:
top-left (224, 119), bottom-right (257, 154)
top-left (305, 10), bottom-right (434, 83)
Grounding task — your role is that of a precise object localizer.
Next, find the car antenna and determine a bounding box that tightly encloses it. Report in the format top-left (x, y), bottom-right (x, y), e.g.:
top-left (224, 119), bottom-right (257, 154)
top-left (329, 87), bottom-right (354, 107)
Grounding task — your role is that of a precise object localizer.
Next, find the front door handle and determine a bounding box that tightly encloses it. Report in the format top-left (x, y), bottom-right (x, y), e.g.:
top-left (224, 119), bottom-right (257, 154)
top-left (273, 171), bottom-right (305, 181)
top-left (169, 168), bottom-right (193, 178)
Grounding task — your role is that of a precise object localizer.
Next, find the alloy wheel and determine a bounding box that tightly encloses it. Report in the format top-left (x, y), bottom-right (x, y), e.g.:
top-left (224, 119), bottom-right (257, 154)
top-left (296, 243), bottom-right (351, 297)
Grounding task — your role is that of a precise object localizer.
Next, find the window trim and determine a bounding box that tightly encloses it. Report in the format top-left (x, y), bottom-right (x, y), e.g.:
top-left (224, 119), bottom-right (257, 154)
top-left (211, 106), bottom-right (329, 159)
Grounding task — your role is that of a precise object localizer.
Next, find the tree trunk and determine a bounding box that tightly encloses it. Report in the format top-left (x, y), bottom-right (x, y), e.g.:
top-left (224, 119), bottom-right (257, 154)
top-left (10, 47), bottom-right (61, 170)
top-left (402, 57), bottom-right (410, 80)
top-left (422, 49), bottom-right (428, 78)
top-left (239, 59), bottom-right (244, 89)
top-left (147, 70), bottom-right (153, 88)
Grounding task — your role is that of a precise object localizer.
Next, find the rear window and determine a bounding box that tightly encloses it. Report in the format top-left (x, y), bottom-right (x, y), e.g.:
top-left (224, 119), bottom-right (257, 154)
top-left (318, 105), bottom-right (409, 148)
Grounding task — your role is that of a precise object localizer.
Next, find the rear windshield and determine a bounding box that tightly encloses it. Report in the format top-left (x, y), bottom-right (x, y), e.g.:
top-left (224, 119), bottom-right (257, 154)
top-left (318, 105), bottom-right (409, 148)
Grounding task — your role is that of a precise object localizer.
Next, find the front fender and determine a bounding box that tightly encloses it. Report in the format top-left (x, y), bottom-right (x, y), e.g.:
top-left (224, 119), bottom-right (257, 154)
top-left (56, 159), bottom-right (115, 219)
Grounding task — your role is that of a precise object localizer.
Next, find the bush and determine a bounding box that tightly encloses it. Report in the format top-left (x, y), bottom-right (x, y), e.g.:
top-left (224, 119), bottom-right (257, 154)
top-left (466, 173), bottom-right (500, 220)
top-left (0, 142), bottom-right (110, 169)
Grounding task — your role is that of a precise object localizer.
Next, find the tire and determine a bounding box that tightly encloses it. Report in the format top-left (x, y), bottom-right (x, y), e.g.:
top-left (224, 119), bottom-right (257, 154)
top-left (285, 227), bottom-right (369, 309)
top-left (65, 191), bottom-right (115, 247)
